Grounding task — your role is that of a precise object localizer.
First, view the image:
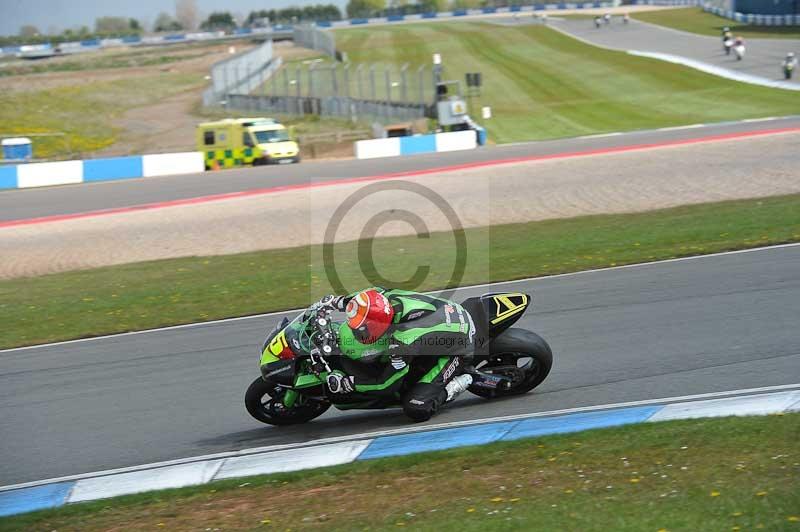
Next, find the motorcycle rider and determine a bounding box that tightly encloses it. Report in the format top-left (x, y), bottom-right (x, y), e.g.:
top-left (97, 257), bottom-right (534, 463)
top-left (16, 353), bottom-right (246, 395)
top-left (723, 29), bottom-right (734, 55)
top-left (784, 52), bottom-right (797, 80)
top-left (308, 288), bottom-right (477, 421)
top-left (733, 36), bottom-right (745, 60)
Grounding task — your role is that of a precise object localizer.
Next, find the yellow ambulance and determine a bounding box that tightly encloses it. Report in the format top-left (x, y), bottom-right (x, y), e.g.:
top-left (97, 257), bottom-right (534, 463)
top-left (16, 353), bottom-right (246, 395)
top-left (197, 118), bottom-right (300, 169)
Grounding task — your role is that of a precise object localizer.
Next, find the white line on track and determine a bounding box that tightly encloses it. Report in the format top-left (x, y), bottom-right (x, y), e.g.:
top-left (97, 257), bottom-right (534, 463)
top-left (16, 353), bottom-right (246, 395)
top-left (742, 117), bottom-right (779, 122)
top-left (2, 242), bottom-right (799, 354)
top-left (2, 382), bottom-right (798, 492)
top-left (574, 131), bottom-right (624, 139)
top-left (656, 123), bottom-right (706, 131)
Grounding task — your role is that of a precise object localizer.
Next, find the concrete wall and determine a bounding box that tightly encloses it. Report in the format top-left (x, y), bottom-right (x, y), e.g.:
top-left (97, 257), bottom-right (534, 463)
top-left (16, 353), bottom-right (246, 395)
top-left (0, 152), bottom-right (204, 190)
top-left (354, 130), bottom-right (477, 160)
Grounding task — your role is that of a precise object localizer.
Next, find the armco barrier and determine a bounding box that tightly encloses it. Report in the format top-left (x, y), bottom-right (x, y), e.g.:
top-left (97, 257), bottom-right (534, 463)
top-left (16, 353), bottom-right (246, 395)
top-left (17, 160), bottom-right (83, 189)
top-left (0, 166), bottom-right (17, 188)
top-left (0, 152), bottom-right (204, 190)
top-left (354, 137), bottom-right (402, 159)
top-left (83, 156), bottom-right (142, 182)
top-left (142, 152), bottom-right (205, 177)
top-left (354, 130), bottom-right (477, 159)
top-left (435, 130), bottom-right (477, 152)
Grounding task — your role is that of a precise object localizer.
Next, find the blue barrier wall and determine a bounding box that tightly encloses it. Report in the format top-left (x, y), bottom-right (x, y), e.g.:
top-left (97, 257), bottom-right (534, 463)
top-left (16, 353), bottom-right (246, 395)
top-left (399, 134), bottom-right (437, 155)
top-left (83, 156), bottom-right (143, 182)
top-left (736, 0), bottom-right (797, 14)
top-left (0, 166), bottom-right (17, 189)
top-left (387, 14), bottom-right (405, 21)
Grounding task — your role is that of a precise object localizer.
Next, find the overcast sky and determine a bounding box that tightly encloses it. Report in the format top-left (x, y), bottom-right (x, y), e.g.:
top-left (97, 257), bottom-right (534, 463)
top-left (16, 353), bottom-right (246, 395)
top-left (0, 0), bottom-right (347, 36)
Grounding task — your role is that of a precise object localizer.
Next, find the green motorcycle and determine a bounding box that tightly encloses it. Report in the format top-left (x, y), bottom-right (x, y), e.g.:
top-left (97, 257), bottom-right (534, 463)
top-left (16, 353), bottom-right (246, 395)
top-left (245, 292), bottom-right (553, 425)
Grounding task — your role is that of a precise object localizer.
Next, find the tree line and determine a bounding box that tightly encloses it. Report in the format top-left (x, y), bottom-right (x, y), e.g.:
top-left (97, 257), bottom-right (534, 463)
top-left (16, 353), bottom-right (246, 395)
top-left (5, 0), bottom-right (526, 45)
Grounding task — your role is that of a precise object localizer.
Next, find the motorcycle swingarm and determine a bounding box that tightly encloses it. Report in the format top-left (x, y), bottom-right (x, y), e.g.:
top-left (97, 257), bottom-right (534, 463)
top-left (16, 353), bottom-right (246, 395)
top-left (465, 367), bottom-right (514, 391)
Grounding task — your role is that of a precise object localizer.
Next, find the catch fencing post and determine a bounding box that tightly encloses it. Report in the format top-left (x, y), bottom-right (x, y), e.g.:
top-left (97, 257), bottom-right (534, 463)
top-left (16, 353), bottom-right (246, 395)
top-left (418, 65), bottom-right (425, 107)
top-left (385, 67), bottom-right (392, 121)
top-left (357, 64), bottom-right (364, 100)
top-left (296, 66), bottom-right (302, 115)
top-left (401, 63), bottom-right (408, 103)
top-left (370, 64), bottom-right (377, 101)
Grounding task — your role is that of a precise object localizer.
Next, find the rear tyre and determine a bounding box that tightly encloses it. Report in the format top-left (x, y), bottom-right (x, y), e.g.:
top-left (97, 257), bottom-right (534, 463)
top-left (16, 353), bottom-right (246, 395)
top-left (245, 378), bottom-right (330, 426)
top-left (469, 328), bottom-right (553, 398)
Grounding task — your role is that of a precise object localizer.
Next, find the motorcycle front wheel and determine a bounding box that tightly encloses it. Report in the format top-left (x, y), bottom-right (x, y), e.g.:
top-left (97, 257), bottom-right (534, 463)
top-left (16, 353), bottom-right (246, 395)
top-left (245, 378), bottom-right (331, 426)
top-left (469, 328), bottom-right (553, 398)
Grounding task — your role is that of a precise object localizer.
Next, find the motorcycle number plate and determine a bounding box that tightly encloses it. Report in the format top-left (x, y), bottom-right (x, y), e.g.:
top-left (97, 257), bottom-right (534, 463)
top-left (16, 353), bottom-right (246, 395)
top-left (267, 331), bottom-right (294, 360)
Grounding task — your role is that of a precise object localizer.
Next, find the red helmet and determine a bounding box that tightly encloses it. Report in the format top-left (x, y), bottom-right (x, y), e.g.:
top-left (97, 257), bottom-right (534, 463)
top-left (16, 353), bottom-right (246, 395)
top-left (346, 289), bottom-right (394, 344)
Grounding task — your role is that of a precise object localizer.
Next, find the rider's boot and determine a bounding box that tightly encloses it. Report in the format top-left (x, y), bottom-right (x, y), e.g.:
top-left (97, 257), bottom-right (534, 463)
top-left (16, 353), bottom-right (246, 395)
top-left (445, 374), bottom-right (473, 402)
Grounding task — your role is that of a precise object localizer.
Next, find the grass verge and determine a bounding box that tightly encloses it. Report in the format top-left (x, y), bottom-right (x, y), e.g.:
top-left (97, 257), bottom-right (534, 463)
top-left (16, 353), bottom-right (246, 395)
top-left (1, 414), bottom-right (798, 531)
top-left (335, 22), bottom-right (800, 144)
top-left (632, 7), bottom-right (800, 39)
top-left (1, 194), bottom-right (799, 350)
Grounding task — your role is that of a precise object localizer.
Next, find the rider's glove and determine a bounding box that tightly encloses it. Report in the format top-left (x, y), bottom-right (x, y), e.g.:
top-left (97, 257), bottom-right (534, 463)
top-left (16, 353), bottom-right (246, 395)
top-left (317, 294), bottom-right (348, 311)
top-left (326, 371), bottom-right (354, 394)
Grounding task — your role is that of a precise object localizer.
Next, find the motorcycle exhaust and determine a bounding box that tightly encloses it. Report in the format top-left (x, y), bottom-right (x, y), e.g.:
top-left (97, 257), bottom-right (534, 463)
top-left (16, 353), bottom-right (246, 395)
top-left (466, 368), bottom-right (513, 391)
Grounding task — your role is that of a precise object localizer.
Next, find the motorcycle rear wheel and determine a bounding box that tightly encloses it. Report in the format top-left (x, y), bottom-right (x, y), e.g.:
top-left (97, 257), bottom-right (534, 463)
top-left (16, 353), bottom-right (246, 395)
top-left (245, 378), bottom-right (330, 426)
top-left (469, 328), bottom-right (553, 398)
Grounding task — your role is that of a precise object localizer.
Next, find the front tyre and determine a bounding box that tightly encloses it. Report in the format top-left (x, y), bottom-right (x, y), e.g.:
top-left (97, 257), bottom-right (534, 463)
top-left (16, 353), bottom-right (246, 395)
top-left (245, 378), bottom-right (330, 426)
top-left (469, 328), bottom-right (553, 398)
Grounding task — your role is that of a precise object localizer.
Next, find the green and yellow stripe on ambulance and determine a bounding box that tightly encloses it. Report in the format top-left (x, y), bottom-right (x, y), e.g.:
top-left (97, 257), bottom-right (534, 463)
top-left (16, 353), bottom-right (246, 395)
top-left (205, 147), bottom-right (262, 169)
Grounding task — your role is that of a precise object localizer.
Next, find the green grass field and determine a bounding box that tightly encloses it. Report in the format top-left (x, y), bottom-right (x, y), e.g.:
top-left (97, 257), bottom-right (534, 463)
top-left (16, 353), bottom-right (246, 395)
top-left (334, 22), bottom-right (799, 144)
top-left (633, 7), bottom-right (800, 39)
top-left (2, 414), bottom-right (798, 531)
top-left (2, 193), bottom-right (798, 349)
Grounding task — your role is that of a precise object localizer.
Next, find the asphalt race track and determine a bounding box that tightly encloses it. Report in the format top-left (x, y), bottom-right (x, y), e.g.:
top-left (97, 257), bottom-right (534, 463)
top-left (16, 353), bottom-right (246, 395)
top-left (1, 245), bottom-right (799, 485)
top-left (1, 116), bottom-right (798, 223)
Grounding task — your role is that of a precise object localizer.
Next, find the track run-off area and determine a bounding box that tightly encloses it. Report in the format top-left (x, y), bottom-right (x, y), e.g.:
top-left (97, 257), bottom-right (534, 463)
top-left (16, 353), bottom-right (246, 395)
top-left (1, 244), bottom-right (799, 485)
top-left (1, 115), bottom-right (798, 224)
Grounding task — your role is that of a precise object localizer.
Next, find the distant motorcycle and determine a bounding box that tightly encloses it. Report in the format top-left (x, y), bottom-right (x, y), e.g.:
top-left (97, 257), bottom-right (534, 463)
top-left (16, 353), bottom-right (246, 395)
top-left (723, 38), bottom-right (734, 55)
top-left (733, 38), bottom-right (745, 61)
top-left (784, 53), bottom-right (797, 80)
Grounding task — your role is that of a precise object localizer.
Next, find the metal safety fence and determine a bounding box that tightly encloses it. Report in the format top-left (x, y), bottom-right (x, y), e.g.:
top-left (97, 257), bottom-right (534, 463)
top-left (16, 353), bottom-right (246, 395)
top-left (293, 25), bottom-right (337, 58)
top-left (202, 40), bottom-right (280, 106)
top-left (226, 94), bottom-right (430, 122)
top-left (234, 62), bottom-right (437, 122)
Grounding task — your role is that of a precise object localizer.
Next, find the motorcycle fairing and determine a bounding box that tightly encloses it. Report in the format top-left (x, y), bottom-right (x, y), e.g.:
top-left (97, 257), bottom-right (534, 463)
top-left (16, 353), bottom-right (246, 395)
top-left (479, 292), bottom-right (531, 337)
